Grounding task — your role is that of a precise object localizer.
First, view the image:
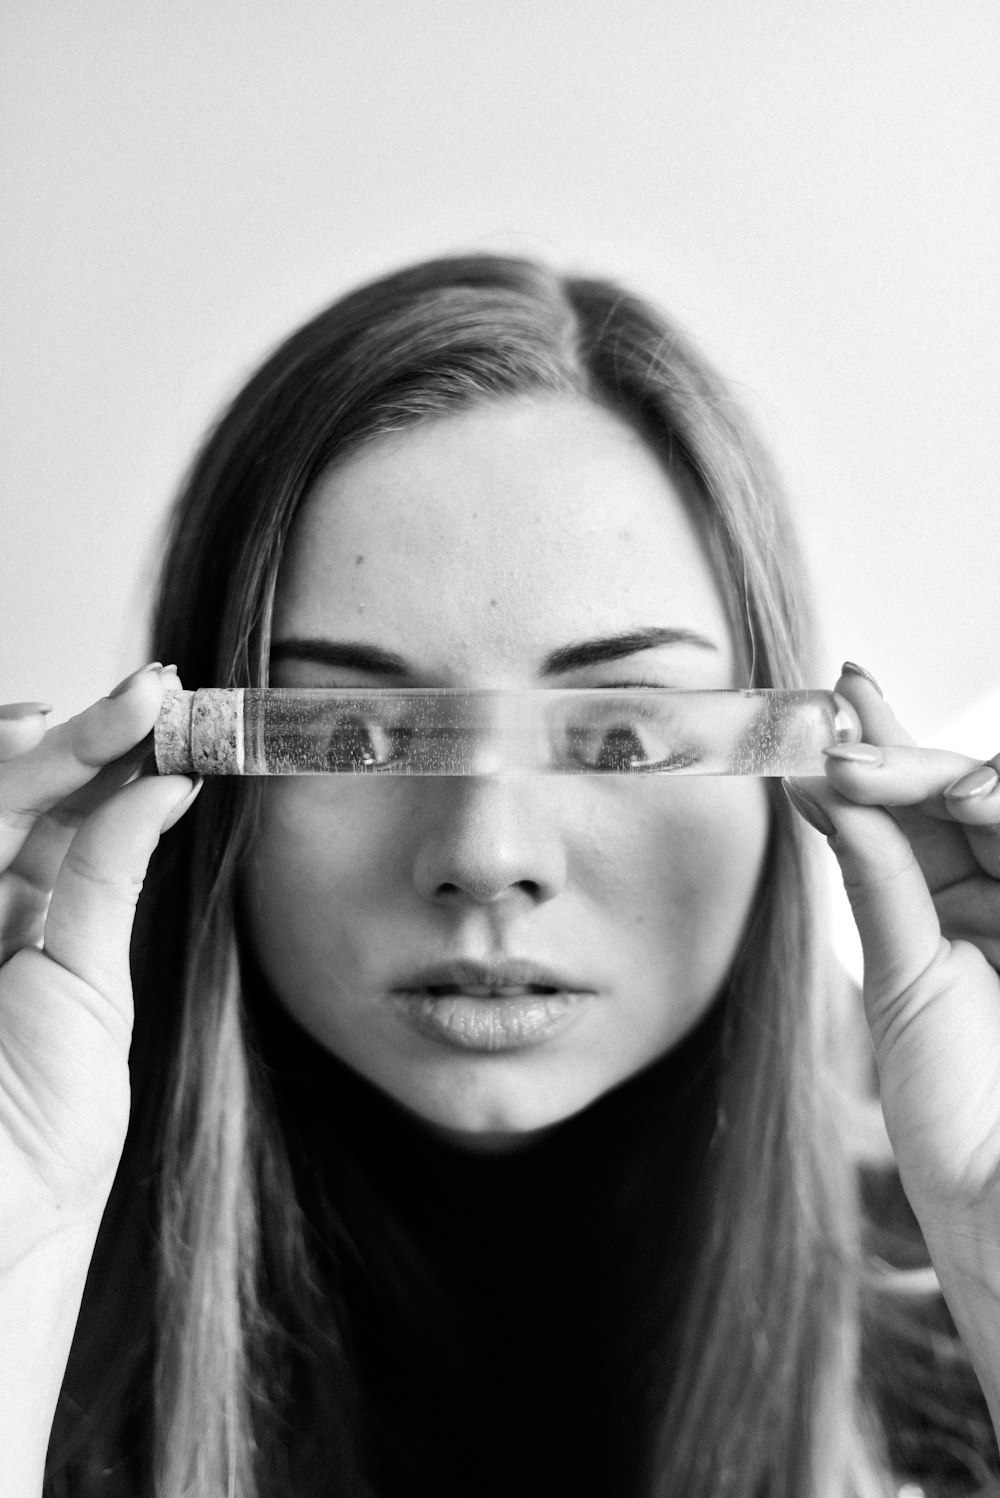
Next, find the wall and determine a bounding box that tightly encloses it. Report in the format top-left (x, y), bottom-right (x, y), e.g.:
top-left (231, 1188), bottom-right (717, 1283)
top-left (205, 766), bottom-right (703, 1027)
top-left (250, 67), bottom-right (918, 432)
top-left (2, 1), bottom-right (998, 749)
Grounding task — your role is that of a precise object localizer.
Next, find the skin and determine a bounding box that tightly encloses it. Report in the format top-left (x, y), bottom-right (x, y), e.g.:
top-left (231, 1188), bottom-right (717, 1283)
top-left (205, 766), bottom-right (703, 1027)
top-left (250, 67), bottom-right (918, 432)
top-left (240, 395), bottom-right (772, 1146)
top-left (0, 373), bottom-right (999, 1483)
top-left (791, 681), bottom-right (1000, 1435)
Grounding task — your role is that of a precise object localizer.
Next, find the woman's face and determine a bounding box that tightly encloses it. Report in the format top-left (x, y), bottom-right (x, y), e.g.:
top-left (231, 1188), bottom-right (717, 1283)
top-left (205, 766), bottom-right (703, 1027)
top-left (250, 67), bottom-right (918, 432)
top-left (243, 396), bottom-right (770, 1147)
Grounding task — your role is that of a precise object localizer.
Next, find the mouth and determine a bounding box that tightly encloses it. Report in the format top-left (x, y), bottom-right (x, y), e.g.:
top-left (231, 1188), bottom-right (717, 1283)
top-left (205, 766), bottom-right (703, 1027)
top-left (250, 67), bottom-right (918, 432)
top-left (411, 981), bottom-right (562, 999)
top-left (390, 960), bottom-right (593, 1052)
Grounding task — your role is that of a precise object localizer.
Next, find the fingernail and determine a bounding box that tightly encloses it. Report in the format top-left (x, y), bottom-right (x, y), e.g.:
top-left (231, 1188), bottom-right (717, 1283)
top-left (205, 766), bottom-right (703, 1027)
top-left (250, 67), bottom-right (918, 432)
top-left (841, 662), bottom-right (883, 697)
top-left (109, 662), bottom-right (163, 699)
top-left (160, 777), bottom-right (203, 833)
top-left (159, 664), bottom-right (178, 676)
top-left (945, 764), bottom-right (999, 800)
top-left (783, 780), bottom-right (837, 838)
top-left (823, 743), bottom-right (882, 765)
top-left (0, 701), bottom-right (53, 720)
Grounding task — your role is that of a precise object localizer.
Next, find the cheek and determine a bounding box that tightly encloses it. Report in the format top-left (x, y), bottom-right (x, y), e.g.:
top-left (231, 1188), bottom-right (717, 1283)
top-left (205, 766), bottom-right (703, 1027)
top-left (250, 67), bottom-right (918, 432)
top-left (241, 782), bottom-right (411, 990)
top-left (254, 780), bottom-right (413, 880)
top-left (582, 776), bottom-right (767, 892)
top-left (568, 784), bottom-right (772, 1018)
top-left (671, 782), bottom-right (768, 925)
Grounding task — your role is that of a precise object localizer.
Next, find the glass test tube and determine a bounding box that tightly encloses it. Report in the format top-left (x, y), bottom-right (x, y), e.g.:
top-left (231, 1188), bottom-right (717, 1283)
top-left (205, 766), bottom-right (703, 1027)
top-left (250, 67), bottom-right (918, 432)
top-left (155, 688), bottom-right (860, 777)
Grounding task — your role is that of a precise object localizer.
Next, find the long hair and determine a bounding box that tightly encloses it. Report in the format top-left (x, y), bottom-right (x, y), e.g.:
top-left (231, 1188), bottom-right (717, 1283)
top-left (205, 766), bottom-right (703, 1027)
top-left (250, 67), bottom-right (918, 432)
top-left (46, 255), bottom-right (983, 1497)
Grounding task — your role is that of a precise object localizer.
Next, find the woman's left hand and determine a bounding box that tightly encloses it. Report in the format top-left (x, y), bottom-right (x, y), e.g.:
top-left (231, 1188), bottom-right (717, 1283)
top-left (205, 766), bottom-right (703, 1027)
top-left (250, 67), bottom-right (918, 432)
top-left (784, 664), bottom-right (1000, 1247)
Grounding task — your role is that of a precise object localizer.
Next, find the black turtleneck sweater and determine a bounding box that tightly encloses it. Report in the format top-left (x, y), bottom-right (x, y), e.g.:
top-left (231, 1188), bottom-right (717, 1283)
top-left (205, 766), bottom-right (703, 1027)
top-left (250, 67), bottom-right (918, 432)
top-left (254, 994), bottom-right (725, 1498)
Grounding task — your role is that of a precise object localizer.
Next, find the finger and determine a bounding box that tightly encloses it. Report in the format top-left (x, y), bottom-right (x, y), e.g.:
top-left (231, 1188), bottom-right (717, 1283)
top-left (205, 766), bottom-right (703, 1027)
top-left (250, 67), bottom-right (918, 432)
top-left (943, 756), bottom-right (1000, 881)
top-left (0, 663), bottom-right (173, 874)
top-left (828, 671), bottom-right (991, 886)
top-left (0, 733), bottom-right (166, 965)
top-left (783, 776), bottom-right (945, 1044)
top-left (821, 740), bottom-right (979, 894)
top-left (41, 773), bottom-right (200, 1016)
top-left (944, 757), bottom-right (1000, 824)
top-left (9, 733), bottom-right (162, 896)
top-left (0, 760), bottom-right (201, 969)
top-left (824, 740), bottom-right (1000, 883)
top-left (0, 704), bottom-right (53, 762)
top-left (835, 664), bottom-right (916, 748)
top-left (0, 668), bottom-right (180, 965)
top-left (822, 741), bottom-right (980, 815)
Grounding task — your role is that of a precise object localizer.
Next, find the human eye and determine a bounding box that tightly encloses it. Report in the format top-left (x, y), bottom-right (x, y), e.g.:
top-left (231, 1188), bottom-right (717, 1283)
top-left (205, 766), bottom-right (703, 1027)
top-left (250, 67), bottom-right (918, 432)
top-left (322, 705), bottom-right (415, 771)
top-left (275, 695), bottom-right (411, 773)
top-left (555, 697), bottom-right (702, 774)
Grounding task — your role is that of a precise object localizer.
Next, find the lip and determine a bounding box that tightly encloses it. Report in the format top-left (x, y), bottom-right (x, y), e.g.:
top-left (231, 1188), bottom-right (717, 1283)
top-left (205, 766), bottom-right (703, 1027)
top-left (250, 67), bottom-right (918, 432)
top-left (389, 958), bottom-right (594, 1053)
top-left (392, 957), bottom-right (590, 994)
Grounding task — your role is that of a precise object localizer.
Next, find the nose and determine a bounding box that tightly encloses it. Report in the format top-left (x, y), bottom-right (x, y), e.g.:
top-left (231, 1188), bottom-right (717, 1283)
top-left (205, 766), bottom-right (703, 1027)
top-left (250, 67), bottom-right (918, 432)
top-left (411, 776), bottom-right (567, 910)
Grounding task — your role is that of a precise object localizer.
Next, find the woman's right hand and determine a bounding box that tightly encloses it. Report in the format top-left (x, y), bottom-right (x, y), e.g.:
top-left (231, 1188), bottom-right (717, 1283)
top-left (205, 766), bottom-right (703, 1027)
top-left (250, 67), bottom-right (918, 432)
top-left (0, 662), bottom-right (199, 1270)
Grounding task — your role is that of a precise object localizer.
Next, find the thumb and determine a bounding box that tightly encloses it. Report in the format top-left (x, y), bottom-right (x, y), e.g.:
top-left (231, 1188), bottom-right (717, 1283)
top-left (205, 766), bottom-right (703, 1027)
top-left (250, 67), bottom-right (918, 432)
top-left (41, 774), bottom-right (200, 1020)
top-left (783, 777), bottom-right (944, 1041)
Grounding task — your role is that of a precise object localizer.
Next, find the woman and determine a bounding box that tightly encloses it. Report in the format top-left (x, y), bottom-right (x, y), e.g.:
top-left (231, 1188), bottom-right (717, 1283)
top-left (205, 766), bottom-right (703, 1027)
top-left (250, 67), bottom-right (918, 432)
top-left (3, 255), bottom-right (999, 1497)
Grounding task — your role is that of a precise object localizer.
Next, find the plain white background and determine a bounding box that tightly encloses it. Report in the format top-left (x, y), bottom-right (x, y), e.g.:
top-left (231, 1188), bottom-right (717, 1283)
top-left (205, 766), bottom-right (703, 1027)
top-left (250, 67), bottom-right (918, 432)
top-left (2, 1), bottom-right (998, 754)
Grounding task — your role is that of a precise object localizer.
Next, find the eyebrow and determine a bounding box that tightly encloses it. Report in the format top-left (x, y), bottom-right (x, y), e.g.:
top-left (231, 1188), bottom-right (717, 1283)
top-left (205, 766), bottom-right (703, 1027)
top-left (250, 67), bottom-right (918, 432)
top-left (269, 627), bottom-right (719, 679)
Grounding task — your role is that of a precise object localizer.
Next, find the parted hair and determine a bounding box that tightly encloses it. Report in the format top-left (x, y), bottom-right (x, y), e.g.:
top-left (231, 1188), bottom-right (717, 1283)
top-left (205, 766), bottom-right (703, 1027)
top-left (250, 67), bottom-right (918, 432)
top-left (46, 255), bottom-right (995, 1497)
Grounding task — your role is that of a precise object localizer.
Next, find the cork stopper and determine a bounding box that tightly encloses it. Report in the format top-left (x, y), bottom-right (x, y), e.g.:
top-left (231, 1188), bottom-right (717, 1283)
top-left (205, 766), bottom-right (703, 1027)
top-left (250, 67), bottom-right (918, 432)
top-left (190, 689), bottom-right (244, 773)
top-left (154, 689), bottom-right (195, 773)
top-left (154, 688), bottom-right (245, 773)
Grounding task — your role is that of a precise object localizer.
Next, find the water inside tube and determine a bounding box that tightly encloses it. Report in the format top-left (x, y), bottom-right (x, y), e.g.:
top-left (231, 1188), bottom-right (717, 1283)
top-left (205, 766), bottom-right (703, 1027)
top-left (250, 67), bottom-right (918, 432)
top-left (166, 688), bottom-right (858, 776)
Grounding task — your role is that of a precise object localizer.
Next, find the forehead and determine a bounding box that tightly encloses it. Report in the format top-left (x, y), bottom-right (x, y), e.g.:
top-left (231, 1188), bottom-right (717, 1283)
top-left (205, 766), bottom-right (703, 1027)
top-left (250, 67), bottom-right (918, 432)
top-left (273, 395), bottom-right (735, 679)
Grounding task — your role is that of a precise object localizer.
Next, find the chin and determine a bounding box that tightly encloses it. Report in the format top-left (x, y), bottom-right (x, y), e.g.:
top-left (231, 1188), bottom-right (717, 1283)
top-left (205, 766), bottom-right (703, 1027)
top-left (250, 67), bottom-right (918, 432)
top-left (387, 1062), bottom-right (608, 1151)
top-left (422, 1118), bottom-right (558, 1154)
